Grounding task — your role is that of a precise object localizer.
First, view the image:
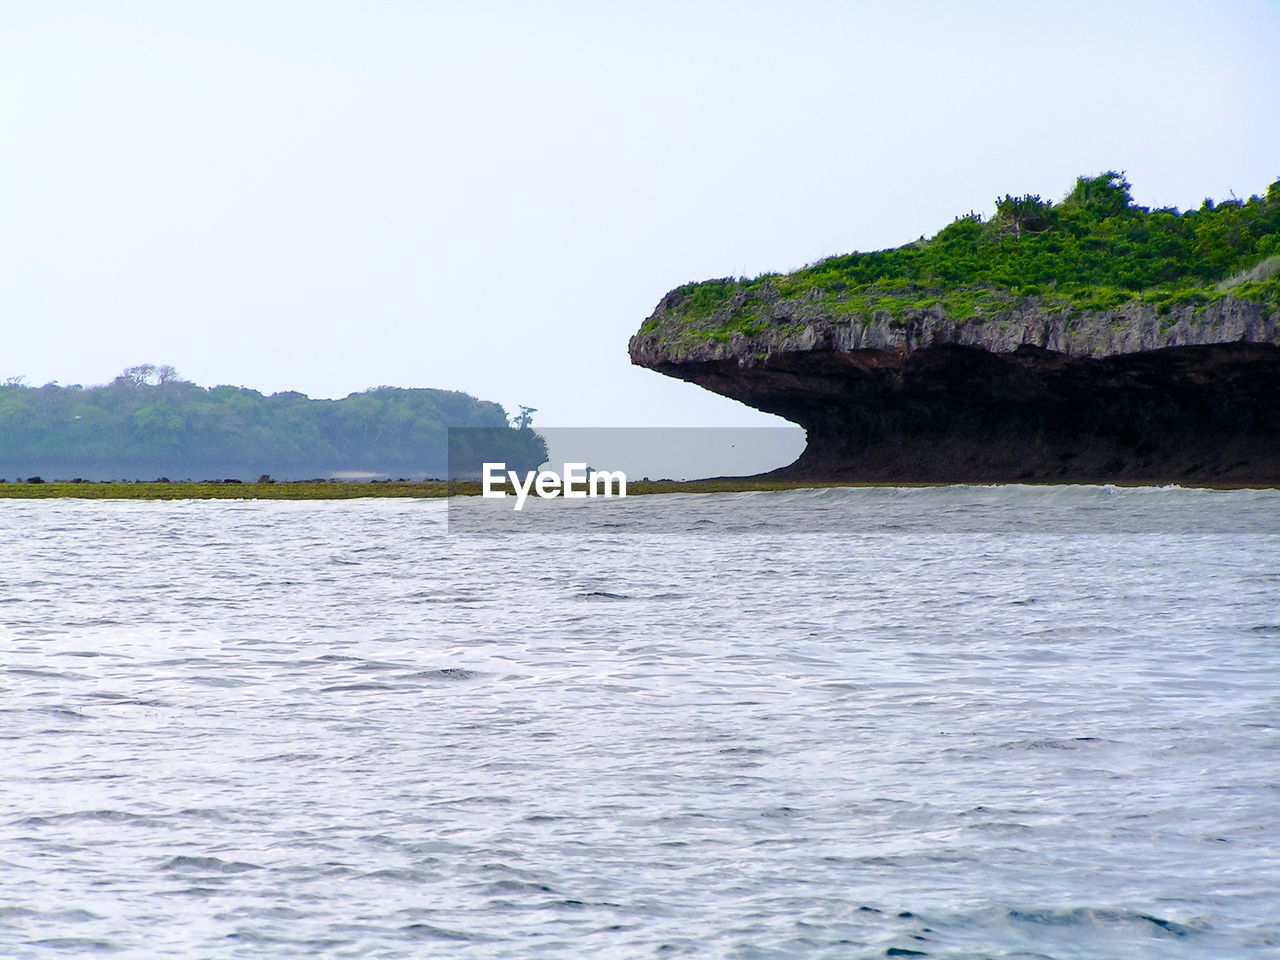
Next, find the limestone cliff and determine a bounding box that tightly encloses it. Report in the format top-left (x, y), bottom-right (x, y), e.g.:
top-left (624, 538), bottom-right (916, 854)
top-left (630, 293), bottom-right (1280, 482)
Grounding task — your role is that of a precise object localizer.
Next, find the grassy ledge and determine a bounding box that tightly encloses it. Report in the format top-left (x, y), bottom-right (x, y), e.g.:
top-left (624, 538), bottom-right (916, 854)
top-left (0, 477), bottom-right (1274, 500)
top-left (643, 172), bottom-right (1280, 351)
top-left (0, 481), bottom-right (453, 500)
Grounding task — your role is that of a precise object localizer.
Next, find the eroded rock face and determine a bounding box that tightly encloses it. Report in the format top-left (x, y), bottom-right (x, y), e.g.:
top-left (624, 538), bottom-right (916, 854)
top-left (629, 296), bottom-right (1280, 482)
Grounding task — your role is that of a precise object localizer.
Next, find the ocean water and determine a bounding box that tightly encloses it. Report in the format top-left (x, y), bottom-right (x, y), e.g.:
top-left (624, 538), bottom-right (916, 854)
top-left (2, 487), bottom-right (1278, 959)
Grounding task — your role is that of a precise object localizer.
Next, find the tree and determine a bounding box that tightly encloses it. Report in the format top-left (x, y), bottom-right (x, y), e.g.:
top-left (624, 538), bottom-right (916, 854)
top-left (121, 364), bottom-right (157, 386)
top-left (993, 194), bottom-right (1054, 238)
top-left (513, 405), bottom-right (537, 430)
top-left (1063, 171), bottom-right (1134, 217)
top-left (119, 364), bottom-right (182, 386)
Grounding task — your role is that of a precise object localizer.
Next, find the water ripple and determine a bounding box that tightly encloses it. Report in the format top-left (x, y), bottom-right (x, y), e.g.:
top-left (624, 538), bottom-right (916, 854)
top-left (0, 492), bottom-right (1277, 958)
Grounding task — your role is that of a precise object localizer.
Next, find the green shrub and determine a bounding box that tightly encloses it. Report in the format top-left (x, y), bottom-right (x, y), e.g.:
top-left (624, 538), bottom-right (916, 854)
top-left (656, 173), bottom-right (1280, 340)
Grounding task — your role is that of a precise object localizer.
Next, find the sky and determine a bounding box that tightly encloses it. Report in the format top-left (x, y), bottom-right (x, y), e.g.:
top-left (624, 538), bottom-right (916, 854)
top-left (3, 0), bottom-right (1279, 432)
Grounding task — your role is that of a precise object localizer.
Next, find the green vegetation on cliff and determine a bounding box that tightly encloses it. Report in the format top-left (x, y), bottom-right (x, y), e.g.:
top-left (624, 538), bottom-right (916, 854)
top-left (0, 366), bottom-right (547, 481)
top-left (645, 173), bottom-right (1280, 345)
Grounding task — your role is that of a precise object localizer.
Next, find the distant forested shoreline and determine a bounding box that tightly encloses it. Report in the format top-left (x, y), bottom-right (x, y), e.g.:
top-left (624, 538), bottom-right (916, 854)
top-left (0, 365), bottom-right (546, 481)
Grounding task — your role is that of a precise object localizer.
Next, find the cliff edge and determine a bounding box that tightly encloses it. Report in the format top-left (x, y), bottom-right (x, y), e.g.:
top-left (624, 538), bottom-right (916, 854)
top-left (630, 174), bottom-right (1280, 483)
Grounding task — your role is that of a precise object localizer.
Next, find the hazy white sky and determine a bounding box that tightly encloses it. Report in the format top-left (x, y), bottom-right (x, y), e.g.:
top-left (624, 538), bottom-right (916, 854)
top-left (3, 0), bottom-right (1278, 428)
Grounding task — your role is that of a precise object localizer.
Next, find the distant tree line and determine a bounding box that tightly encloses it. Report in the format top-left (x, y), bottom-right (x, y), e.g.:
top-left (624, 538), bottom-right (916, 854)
top-left (0, 366), bottom-right (547, 481)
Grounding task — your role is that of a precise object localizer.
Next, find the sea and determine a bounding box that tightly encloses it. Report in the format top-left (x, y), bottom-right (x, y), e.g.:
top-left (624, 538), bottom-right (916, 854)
top-left (2, 486), bottom-right (1279, 959)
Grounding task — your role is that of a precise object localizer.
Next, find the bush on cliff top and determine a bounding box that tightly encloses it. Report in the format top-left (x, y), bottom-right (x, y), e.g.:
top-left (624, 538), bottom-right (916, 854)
top-left (651, 173), bottom-right (1280, 341)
